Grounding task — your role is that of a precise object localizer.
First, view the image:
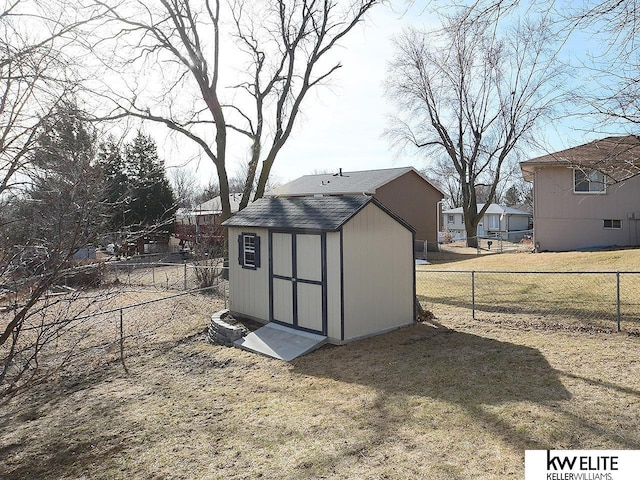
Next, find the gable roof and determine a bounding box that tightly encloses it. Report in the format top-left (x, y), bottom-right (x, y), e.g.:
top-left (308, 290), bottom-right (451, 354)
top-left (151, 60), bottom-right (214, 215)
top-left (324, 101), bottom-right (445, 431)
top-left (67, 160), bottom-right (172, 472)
top-left (222, 195), bottom-right (414, 232)
top-left (266, 166), bottom-right (444, 197)
top-left (442, 204), bottom-right (530, 216)
top-left (521, 135), bottom-right (640, 181)
top-left (177, 193), bottom-right (246, 218)
top-left (197, 193), bottom-right (245, 214)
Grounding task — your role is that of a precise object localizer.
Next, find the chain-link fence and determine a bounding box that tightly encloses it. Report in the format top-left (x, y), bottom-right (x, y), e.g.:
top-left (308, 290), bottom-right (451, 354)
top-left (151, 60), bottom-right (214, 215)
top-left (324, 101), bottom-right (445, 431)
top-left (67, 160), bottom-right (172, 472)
top-left (437, 229), bottom-right (535, 254)
top-left (106, 260), bottom-right (227, 293)
top-left (416, 270), bottom-right (640, 333)
top-left (1, 258), bottom-right (229, 399)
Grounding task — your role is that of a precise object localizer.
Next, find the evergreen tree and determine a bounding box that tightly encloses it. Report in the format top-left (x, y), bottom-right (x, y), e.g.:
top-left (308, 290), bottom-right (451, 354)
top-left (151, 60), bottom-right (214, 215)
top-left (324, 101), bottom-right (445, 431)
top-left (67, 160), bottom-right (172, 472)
top-left (125, 131), bottom-right (176, 229)
top-left (8, 100), bottom-right (106, 250)
top-left (504, 185), bottom-right (520, 207)
top-left (96, 136), bottom-right (129, 232)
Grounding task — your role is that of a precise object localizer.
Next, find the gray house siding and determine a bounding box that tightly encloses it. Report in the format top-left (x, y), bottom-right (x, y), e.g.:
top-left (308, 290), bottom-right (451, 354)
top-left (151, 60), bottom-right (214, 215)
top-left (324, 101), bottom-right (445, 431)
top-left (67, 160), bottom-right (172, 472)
top-left (531, 166), bottom-right (640, 251)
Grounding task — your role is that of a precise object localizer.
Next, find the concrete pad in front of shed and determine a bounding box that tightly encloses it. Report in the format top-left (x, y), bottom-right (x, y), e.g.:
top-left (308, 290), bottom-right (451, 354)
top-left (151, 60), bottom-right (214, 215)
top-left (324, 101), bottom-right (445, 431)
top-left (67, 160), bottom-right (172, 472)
top-left (234, 322), bottom-right (327, 361)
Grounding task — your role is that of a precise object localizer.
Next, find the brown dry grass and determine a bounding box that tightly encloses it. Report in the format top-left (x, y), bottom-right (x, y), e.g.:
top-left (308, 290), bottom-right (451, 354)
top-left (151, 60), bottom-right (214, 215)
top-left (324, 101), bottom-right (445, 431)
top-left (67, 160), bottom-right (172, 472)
top-left (424, 246), bottom-right (640, 271)
top-left (417, 248), bottom-right (640, 334)
top-left (2, 290), bottom-right (640, 479)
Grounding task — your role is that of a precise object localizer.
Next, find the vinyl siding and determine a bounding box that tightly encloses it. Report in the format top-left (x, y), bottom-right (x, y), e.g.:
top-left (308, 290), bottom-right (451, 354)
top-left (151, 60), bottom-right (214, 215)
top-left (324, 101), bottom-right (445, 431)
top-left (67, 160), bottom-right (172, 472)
top-left (374, 170), bottom-right (443, 243)
top-left (341, 203), bottom-right (414, 340)
top-left (228, 227), bottom-right (270, 321)
top-left (325, 232), bottom-right (342, 342)
top-left (532, 167), bottom-right (640, 251)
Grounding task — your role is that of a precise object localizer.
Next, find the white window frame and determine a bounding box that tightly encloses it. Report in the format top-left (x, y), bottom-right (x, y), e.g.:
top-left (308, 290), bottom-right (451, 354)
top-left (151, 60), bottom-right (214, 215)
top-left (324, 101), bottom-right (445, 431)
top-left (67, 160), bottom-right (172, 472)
top-left (488, 214), bottom-right (500, 230)
top-left (603, 219), bottom-right (622, 229)
top-left (447, 214), bottom-right (454, 224)
top-left (242, 233), bottom-right (257, 268)
top-left (574, 168), bottom-right (606, 194)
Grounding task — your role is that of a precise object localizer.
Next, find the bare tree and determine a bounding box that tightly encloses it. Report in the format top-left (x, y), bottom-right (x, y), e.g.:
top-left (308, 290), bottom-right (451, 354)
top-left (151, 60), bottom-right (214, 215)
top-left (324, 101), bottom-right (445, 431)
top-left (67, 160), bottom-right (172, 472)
top-left (568, 1), bottom-right (640, 130)
top-left (1, 100), bottom-right (112, 401)
top-left (0, 0), bottom-right (111, 400)
top-left (0, 0), bottom-right (98, 196)
top-left (171, 167), bottom-right (200, 210)
top-left (91, 0), bottom-right (379, 220)
top-left (386, 6), bottom-right (566, 247)
top-left (229, 0), bottom-right (378, 209)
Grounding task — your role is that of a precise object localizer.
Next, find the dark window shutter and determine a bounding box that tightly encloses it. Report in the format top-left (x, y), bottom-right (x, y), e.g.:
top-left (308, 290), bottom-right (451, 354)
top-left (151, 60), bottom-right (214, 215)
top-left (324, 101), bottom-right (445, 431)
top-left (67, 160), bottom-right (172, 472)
top-left (254, 236), bottom-right (261, 268)
top-left (238, 234), bottom-right (244, 265)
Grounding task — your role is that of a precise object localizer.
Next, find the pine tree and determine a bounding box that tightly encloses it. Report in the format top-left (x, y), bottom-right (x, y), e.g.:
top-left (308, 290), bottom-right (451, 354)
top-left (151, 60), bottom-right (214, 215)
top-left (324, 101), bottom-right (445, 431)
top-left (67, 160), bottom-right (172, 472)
top-left (504, 185), bottom-right (520, 207)
top-left (96, 136), bottom-right (129, 232)
top-left (125, 131), bottom-right (176, 229)
top-left (9, 100), bottom-right (106, 249)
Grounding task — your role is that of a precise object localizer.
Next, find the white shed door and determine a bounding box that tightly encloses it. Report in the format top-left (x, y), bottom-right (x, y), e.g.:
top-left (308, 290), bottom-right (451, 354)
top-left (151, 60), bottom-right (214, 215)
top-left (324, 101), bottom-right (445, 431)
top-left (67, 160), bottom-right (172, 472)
top-left (270, 232), bottom-right (325, 335)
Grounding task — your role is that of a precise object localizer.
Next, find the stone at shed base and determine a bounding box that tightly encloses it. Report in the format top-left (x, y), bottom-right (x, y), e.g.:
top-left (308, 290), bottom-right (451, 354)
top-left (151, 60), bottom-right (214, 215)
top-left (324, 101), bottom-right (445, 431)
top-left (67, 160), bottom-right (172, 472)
top-left (207, 309), bottom-right (248, 347)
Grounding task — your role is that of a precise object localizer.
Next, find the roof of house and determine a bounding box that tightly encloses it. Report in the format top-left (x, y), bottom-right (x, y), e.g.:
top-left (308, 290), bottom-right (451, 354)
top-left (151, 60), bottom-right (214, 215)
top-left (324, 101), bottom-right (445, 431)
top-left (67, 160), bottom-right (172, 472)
top-left (266, 166), bottom-right (444, 197)
top-left (442, 204), bottom-right (531, 216)
top-left (176, 193), bottom-right (245, 218)
top-left (222, 195), bottom-right (414, 232)
top-left (520, 135), bottom-right (640, 181)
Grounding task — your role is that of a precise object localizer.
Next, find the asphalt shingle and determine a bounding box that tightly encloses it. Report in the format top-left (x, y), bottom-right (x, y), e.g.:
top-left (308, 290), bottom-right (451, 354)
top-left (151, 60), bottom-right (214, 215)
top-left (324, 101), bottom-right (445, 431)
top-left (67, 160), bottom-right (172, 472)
top-left (221, 195), bottom-right (372, 231)
top-left (266, 167), bottom-right (417, 196)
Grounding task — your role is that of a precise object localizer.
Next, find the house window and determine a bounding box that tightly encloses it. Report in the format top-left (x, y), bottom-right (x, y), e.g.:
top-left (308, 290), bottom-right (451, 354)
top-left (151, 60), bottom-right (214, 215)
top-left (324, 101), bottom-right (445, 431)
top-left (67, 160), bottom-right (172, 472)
top-left (603, 219), bottom-right (622, 229)
top-left (574, 168), bottom-right (606, 193)
top-left (447, 214), bottom-right (454, 224)
top-left (238, 233), bottom-right (261, 269)
top-left (488, 214), bottom-right (500, 230)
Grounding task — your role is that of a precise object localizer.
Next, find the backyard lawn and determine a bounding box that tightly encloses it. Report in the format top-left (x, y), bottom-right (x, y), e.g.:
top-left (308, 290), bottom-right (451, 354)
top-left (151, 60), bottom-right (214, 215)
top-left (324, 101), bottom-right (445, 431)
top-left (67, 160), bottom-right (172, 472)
top-left (2, 249), bottom-right (640, 479)
top-left (417, 247), bottom-right (640, 334)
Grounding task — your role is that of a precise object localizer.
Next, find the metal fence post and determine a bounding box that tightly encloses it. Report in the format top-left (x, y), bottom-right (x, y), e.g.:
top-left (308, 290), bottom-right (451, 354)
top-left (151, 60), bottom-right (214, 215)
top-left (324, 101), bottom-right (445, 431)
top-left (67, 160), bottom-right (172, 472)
top-left (472, 270), bottom-right (475, 319)
top-left (119, 308), bottom-right (128, 374)
top-left (184, 261), bottom-right (188, 290)
top-left (617, 271), bottom-right (621, 332)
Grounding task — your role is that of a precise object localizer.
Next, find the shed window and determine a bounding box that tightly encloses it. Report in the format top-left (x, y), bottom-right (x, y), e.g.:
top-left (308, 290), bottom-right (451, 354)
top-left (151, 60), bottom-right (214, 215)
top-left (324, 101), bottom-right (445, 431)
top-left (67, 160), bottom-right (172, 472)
top-left (447, 214), bottom-right (454, 224)
top-left (603, 219), bottom-right (622, 229)
top-left (238, 233), bottom-right (261, 269)
top-left (574, 168), bottom-right (605, 193)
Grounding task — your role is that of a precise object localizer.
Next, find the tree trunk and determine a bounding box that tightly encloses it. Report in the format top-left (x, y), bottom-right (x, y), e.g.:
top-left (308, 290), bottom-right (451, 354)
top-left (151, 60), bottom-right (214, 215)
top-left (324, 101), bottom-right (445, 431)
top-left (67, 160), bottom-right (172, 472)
top-left (465, 218), bottom-right (479, 248)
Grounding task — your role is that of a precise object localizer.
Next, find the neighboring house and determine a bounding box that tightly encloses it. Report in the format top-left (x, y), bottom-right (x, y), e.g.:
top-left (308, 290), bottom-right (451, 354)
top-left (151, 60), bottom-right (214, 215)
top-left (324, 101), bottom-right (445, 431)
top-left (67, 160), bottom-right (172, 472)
top-left (222, 195), bottom-right (415, 344)
top-left (442, 204), bottom-right (531, 241)
top-left (520, 135), bottom-right (640, 252)
top-left (267, 167), bottom-right (445, 246)
top-left (174, 193), bottom-right (245, 246)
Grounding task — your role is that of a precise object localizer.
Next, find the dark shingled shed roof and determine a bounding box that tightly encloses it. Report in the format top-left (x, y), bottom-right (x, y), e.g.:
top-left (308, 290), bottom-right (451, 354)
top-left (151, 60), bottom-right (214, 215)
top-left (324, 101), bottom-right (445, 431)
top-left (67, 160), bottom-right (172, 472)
top-left (222, 195), bottom-right (372, 231)
top-left (223, 194), bottom-right (418, 232)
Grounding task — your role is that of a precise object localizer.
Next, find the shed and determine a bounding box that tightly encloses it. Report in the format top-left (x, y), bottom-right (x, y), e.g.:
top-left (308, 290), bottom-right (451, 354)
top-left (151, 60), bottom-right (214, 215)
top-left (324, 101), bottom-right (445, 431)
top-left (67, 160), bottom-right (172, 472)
top-left (222, 195), bottom-right (416, 345)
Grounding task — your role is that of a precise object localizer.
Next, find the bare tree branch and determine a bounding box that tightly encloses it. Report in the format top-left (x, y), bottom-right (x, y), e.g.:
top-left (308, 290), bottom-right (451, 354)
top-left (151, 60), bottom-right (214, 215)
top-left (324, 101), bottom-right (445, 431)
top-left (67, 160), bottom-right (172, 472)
top-left (386, 4), bottom-right (567, 247)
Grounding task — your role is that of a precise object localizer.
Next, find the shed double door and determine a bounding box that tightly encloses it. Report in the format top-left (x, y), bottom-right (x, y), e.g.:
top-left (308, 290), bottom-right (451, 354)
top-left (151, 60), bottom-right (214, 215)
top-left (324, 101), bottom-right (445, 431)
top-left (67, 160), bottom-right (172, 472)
top-left (270, 232), bottom-right (326, 335)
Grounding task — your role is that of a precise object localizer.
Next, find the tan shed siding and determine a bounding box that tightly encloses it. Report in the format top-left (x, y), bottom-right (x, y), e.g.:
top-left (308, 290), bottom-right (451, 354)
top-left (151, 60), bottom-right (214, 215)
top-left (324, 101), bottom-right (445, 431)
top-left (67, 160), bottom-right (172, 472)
top-left (296, 234), bottom-right (322, 282)
top-left (325, 232), bottom-right (342, 341)
top-left (296, 283), bottom-right (323, 330)
top-left (342, 203), bottom-right (414, 340)
top-left (272, 232), bottom-right (292, 277)
top-left (228, 227), bottom-right (270, 321)
top-left (374, 171), bottom-right (443, 243)
top-left (272, 277), bottom-right (294, 324)
top-left (533, 167), bottom-right (640, 251)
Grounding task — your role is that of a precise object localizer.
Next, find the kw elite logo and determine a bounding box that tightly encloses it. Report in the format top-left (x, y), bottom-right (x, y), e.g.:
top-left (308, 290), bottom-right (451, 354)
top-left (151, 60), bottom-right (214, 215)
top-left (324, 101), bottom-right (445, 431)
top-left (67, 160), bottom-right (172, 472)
top-left (546, 450), bottom-right (617, 480)
top-left (525, 450), bottom-right (640, 480)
